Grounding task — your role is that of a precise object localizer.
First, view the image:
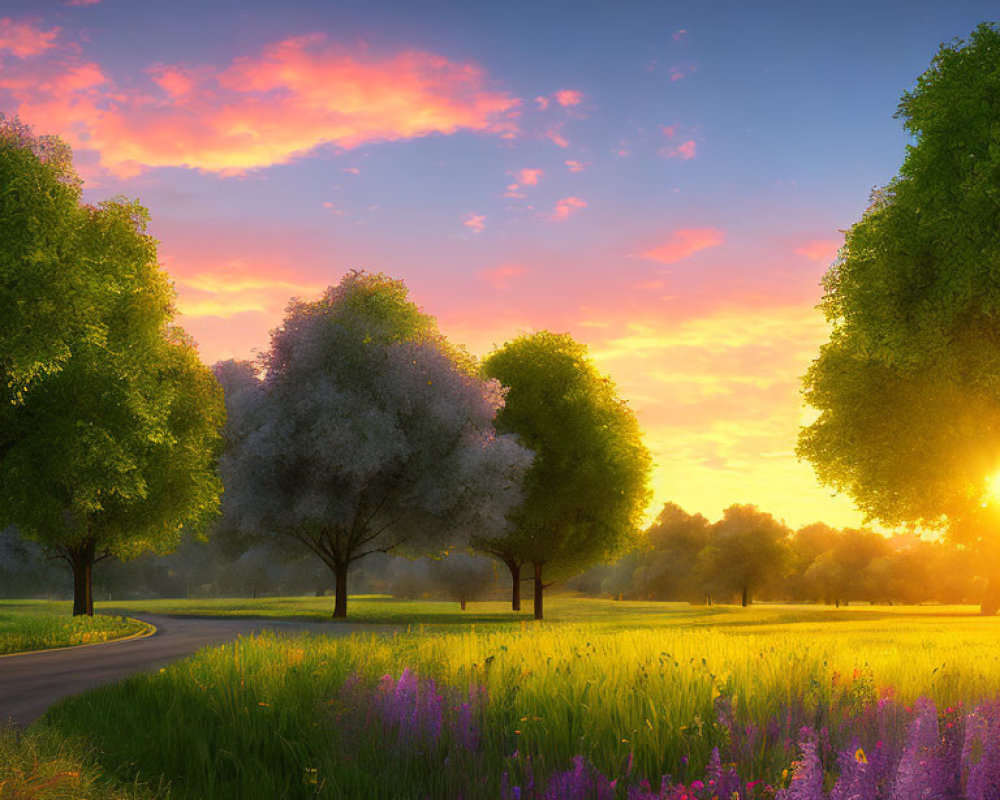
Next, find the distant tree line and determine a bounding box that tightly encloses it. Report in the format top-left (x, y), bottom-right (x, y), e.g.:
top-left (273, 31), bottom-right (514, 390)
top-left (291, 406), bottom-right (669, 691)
top-left (570, 503), bottom-right (981, 606)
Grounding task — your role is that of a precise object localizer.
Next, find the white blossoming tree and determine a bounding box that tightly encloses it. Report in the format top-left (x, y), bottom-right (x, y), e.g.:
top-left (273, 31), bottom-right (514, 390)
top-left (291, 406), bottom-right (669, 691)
top-left (217, 271), bottom-right (531, 618)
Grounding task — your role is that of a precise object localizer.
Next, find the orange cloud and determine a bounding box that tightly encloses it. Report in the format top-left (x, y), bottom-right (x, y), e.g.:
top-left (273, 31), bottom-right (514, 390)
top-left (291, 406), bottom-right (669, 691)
top-left (0, 18), bottom-right (59, 57)
top-left (478, 264), bottom-right (526, 289)
top-left (517, 167), bottom-right (543, 186)
top-left (551, 196), bottom-right (587, 221)
top-left (554, 89), bottom-right (583, 107)
top-left (149, 66), bottom-right (196, 98)
top-left (565, 159), bottom-right (586, 173)
top-left (795, 238), bottom-right (841, 263)
top-left (173, 264), bottom-right (324, 320)
top-left (0, 34), bottom-right (520, 176)
top-left (463, 213), bottom-right (486, 233)
top-left (641, 227), bottom-right (725, 264)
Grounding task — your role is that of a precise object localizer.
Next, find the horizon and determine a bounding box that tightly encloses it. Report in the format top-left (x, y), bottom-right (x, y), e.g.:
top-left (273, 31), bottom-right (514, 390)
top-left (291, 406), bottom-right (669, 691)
top-left (1, 0), bottom-right (994, 530)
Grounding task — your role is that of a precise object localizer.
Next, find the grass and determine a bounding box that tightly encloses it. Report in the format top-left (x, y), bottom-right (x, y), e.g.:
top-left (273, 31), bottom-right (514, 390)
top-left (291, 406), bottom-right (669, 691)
top-left (0, 725), bottom-right (162, 800)
top-left (92, 592), bottom-right (986, 628)
top-left (0, 603), bottom-right (149, 656)
top-left (12, 597), bottom-right (1000, 798)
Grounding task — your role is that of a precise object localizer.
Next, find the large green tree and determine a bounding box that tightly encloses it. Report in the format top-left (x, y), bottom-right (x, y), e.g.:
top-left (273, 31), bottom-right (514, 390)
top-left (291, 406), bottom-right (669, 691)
top-left (478, 331), bottom-right (651, 619)
top-left (798, 23), bottom-right (1000, 612)
top-left (0, 127), bottom-right (225, 615)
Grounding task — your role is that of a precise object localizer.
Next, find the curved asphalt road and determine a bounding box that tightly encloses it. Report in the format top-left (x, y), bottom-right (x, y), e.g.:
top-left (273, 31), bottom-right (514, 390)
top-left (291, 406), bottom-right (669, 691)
top-left (0, 614), bottom-right (377, 726)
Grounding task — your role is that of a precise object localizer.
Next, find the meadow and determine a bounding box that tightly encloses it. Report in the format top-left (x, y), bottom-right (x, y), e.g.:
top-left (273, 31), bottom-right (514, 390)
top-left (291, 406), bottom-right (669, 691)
top-left (0, 601), bottom-right (149, 656)
top-left (4, 597), bottom-right (1000, 798)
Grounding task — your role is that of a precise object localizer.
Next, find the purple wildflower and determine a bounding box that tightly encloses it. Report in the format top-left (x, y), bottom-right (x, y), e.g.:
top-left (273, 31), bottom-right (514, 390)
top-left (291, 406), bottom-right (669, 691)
top-left (891, 698), bottom-right (949, 800)
top-left (777, 727), bottom-right (826, 800)
top-left (962, 701), bottom-right (1000, 800)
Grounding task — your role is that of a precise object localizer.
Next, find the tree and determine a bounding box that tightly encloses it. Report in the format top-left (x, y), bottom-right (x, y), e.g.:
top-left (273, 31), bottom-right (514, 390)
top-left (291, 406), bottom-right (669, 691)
top-left (697, 505), bottom-right (791, 606)
top-left (478, 331), bottom-right (651, 619)
top-left (797, 23), bottom-right (1000, 613)
top-left (429, 552), bottom-right (498, 610)
top-left (218, 272), bottom-right (530, 618)
top-left (0, 196), bottom-right (225, 615)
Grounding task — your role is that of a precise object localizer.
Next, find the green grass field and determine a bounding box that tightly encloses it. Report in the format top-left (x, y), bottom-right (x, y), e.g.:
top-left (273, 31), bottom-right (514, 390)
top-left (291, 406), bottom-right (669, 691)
top-left (4, 596), bottom-right (999, 798)
top-left (0, 602), bottom-right (150, 656)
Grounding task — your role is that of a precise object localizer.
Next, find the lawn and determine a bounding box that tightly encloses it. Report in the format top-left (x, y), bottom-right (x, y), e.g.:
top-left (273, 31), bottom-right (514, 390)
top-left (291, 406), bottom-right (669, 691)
top-left (7, 596), bottom-right (1000, 798)
top-left (0, 601), bottom-right (151, 656)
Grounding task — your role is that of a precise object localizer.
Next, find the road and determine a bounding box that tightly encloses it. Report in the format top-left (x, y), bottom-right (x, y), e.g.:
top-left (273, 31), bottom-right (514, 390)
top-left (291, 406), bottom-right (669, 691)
top-left (0, 614), bottom-right (375, 726)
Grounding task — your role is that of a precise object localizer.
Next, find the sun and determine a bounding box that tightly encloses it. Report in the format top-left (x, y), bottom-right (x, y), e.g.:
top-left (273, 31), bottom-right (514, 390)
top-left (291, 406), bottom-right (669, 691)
top-left (983, 472), bottom-right (1000, 505)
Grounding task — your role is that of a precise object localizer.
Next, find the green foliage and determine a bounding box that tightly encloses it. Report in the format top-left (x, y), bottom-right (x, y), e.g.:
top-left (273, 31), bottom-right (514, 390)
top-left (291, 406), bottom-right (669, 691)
top-left (0, 200), bottom-right (224, 559)
top-left (0, 125), bottom-right (225, 613)
top-left (480, 332), bottom-right (651, 582)
top-left (799, 23), bottom-right (1000, 534)
top-left (0, 116), bottom-right (85, 405)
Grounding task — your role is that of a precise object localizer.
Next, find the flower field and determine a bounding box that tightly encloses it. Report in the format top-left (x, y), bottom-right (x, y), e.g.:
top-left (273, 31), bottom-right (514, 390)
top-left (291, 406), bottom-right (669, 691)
top-left (20, 601), bottom-right (1000, 799)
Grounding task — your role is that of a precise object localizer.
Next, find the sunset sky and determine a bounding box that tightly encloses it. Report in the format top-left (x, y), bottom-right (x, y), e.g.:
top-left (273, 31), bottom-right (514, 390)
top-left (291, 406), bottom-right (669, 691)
top-left (1, 0), bottom-right (994, 529)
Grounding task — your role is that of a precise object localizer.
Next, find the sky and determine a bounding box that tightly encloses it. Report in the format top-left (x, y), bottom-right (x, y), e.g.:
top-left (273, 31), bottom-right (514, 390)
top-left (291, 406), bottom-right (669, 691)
top-left (1, 0), bottom-right (995, 530)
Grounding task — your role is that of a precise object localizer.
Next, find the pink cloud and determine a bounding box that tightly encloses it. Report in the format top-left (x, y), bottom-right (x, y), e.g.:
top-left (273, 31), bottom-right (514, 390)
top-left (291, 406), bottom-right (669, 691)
top-left (663, 139), bottom-right (697, 160)
top-left (551, 196), bottom-right (587, 221)
top-left (565, 159), bottom-right (587, 173)
top-left (66, 0), bottom-right (103, 5)
top-left (546, 126), bottom-right (569, 148)
top-left (343, 166), bottom-right (361, 174)
top-left (641, 227), bottom-right (725, 264)
top-left (554, 89), bottom-right (583, 107)
top-left (0, 34), bottom-right (520, 176)
top-left (672, 29), bottom-right (688, 42)
top-left (478, 264), bottom-right (526, 289)
top-left (517, 167), bottom-right (543, 186)
top-left (534, 95), bottom-right (550, 110)
top-left (795, 239), bottom-right (841, 263)
top-left (463, 213), bottom-right (486, 234)
top-left (659, 125), bottom-right (698, 160)
top-left (667, 64), bottom-right (696, 82)
top-left (0, 18), bottom-right (59, 57)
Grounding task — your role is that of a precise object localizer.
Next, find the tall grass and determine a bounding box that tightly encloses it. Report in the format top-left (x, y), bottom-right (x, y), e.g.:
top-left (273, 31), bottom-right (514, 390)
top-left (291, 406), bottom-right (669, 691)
top-left (37, 605), bottom-right (1000, 799)
top-left (0, 725), bottom-right (160, 800)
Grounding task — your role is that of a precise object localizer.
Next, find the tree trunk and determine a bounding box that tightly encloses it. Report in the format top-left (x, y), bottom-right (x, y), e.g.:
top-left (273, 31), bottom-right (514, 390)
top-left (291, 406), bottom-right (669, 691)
top-left (741, 583), bottom-right (749, 607)
top-left (460, 600), bottom-right (467, 611)
top-left (533, 563), bottom-right (544, 620)
top-left (69, 540), bottom-right (96, 617)
top-left (333, 565), bottom-right (348, 618)
top-left (980, 578), bottom-right (1000, 615)
top-left (705, 594), bottom-right (712, 606)
top-left (507, 559), bottom-right (522, 611)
